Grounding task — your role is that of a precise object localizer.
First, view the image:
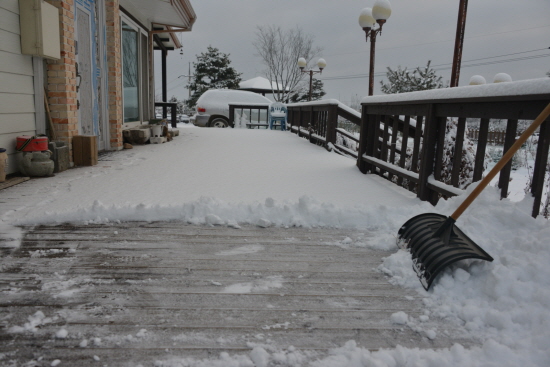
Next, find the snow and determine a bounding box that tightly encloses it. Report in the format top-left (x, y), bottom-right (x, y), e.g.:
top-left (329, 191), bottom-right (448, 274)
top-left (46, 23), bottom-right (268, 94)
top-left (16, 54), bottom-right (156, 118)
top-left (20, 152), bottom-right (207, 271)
top-left (1, 125), bottom-right (549, 366)
top-left (361, 77), bottom-right (550, 104)
top-left (239, 76), bottom-right (286, 93)
top-left (288, 99), bottom-right (361, 119)
top-left (469, 75), bottom-right (487, 85)
top-left (493, 73), bottom-right (513, 83)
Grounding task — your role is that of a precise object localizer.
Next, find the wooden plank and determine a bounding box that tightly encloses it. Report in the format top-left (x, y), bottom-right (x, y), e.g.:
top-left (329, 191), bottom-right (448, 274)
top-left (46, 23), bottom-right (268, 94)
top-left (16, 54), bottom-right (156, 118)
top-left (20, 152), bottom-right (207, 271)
top-left (388, 114), bottom-right (400, 181)
top-left (433, 117), bottom-right (446, 183)
top-left (436, 100), bottom-right (550, 120)
top-left (0, 222), bottom-right (474, 365)
top-left (418, 105), bottom-right (438, 201)
top-left (530, 119), bottom-right (550, 217)
top-left (397, 115), bottom-right (410, 186)
top-left (473, 118), bottom-right (490, 182)
top-left (362, 155), bottom-right (419, 183)
top-left (451, 118), bottom-right (466, 188)
top-left (336, 128), bottom-right (359, 142)
top-left (336, 106), bottom-right (361, 125)
top-left (498, 119), bottom-right (518, 198)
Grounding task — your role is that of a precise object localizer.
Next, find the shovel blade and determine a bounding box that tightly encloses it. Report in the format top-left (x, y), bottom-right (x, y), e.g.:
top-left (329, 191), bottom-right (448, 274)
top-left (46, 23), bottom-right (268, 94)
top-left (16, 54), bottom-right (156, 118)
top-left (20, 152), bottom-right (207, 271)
top-left (397, 213), bottom-right (493, 290)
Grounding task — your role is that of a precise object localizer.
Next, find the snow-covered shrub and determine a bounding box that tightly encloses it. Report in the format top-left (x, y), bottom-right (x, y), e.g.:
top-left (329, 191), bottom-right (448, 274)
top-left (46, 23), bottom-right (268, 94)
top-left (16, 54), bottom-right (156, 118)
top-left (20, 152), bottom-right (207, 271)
top-left (440, 119), bottom-right (488, 189)
top-left (395, 118), bottom-right (488, 192)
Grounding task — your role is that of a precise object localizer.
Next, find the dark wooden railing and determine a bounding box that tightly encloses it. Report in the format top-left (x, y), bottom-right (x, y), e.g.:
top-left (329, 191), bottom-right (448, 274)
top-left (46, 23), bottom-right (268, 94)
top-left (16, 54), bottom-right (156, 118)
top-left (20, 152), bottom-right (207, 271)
top-left (229, 103), bottom-right (270, 128)
top-left (467, 129), bottom-right (506, 145)
top-left (358, 82), bottom-right (550, 218)
top-left (154, 102), bottom-right (178, 127)
top-left (287, 100), bottom-right (363, 158)
top-left (285, 79), bottom-right (550, 218)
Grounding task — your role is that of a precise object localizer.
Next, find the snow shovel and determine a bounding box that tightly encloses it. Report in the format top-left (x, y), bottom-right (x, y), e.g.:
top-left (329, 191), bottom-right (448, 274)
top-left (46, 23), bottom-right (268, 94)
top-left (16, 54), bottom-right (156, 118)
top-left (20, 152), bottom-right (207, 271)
top-left (397, 101), bottom-right (550, 290)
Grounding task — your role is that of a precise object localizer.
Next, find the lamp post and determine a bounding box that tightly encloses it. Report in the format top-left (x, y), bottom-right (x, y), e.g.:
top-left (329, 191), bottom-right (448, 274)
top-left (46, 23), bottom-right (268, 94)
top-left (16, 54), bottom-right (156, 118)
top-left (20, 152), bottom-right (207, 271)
top-left (298, 57), bottom-right (327, 101)
top-left (359, 0), bottom-right (392, 96)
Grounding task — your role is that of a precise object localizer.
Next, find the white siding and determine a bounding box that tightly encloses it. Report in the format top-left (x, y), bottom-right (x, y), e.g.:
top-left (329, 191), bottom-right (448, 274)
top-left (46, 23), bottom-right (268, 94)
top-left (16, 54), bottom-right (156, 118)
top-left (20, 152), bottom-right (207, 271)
top-left (0, 0), bottom-right (37, 175)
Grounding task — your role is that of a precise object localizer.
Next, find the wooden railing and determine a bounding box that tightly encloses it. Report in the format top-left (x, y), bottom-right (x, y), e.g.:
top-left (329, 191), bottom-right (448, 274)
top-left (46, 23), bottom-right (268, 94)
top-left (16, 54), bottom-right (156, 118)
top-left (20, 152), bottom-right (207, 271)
top-left (358, 79), bottom-right (550, 218)
top-left (228, 103), bottom-right (270, 128)
top-left (285, 79), bottom-right (550, 218)
top-left (154, 102), bottom-right (178, 127)
top-left (287, 100), bottom-right (363, 158)
top-left (467, 129), bottom-right (506, 145)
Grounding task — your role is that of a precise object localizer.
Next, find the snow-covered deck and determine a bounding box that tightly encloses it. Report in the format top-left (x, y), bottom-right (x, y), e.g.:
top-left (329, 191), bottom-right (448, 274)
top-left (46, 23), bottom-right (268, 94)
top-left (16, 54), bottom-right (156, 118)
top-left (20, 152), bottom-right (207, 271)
top-left (1, 126), bottom-right (548, 366)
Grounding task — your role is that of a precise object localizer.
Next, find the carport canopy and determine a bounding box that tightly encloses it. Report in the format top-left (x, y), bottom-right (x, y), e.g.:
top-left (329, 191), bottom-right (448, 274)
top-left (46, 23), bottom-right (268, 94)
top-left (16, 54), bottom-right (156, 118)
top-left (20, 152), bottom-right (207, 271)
top-left (239, 77), bottom-right (286, 96)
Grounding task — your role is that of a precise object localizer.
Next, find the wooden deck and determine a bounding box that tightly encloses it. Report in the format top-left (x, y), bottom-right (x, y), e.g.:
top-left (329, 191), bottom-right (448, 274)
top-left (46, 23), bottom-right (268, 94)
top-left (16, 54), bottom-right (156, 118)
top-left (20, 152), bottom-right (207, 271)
top-left (0, 223), bottom-right (474, 365)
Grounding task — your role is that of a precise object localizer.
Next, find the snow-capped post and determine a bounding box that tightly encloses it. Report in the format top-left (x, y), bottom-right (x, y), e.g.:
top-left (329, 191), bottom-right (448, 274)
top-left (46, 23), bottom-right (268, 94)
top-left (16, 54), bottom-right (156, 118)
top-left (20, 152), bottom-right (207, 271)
top-left (358, 0), bottom-right (392, 96)
top-left (298, 57), bottom-right (327, 101)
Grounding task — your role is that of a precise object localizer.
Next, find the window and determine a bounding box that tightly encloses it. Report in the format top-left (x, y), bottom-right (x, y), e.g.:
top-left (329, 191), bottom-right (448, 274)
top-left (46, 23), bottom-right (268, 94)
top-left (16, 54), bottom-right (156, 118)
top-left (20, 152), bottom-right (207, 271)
top-left (121, 15), bottom-right (149, 126)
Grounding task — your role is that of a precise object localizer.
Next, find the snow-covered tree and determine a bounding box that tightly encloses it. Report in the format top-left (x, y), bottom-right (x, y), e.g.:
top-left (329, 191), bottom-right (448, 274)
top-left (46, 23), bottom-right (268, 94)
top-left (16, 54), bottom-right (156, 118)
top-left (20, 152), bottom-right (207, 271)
top-left (253, 25), bottom-right (321, 102)
top-left (381, 61), bottom-right (447, 94)
top-left (289, 79), bottom-right (326, 102)
top-left (187, 46), bottom-right (242, 108)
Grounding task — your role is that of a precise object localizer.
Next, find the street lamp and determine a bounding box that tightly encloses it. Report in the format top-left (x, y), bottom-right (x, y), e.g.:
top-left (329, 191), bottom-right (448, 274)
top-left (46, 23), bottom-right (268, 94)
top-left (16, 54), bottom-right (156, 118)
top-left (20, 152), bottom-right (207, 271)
top-left (359, 0), bottom-right (392, 96)
top-left (298, 57), bottom-right (327, 101)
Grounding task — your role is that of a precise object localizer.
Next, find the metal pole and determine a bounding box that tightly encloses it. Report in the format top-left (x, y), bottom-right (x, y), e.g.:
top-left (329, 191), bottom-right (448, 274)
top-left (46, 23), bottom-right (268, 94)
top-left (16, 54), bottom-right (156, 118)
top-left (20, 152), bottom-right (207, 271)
top-left (308, 71), bottom-right (313, 101)
top-left (450, 0), bottom-right (468, 88)
top-left (368, 31), bottom-right (377, 96)
top-left (162, 49), bottom-right (168, 117)
top-left (188, 62), bottom-right (191, 99)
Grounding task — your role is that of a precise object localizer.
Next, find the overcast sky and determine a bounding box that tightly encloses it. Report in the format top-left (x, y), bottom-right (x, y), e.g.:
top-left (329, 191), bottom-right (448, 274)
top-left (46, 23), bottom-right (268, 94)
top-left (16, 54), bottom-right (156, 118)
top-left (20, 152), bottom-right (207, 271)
top-left (155, 0), bottom-right (550, 105)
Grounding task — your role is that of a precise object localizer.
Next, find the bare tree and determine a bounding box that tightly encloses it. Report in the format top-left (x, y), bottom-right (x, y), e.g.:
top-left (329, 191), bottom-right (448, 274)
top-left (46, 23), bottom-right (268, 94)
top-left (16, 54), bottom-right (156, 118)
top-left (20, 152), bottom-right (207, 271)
top-left (253, 25), bottom-right (322, 102)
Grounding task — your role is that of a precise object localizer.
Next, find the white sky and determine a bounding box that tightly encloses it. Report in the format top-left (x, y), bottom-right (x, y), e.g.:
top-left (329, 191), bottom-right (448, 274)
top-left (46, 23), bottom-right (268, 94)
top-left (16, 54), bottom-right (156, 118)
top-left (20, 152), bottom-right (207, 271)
top-left (154, 0), bottom-right (550, 104)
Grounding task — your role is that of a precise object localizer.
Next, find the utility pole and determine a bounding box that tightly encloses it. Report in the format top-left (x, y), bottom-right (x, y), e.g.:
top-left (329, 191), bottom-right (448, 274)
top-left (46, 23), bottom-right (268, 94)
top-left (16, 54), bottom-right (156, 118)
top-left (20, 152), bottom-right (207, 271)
top-left (450, 0), bottom-right (468, 88)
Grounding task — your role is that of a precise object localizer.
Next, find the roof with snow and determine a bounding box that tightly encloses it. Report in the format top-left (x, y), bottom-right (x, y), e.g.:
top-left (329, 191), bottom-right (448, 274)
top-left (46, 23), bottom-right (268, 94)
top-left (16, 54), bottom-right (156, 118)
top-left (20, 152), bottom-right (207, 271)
top-left (239, 77), bottom-right (287, 94)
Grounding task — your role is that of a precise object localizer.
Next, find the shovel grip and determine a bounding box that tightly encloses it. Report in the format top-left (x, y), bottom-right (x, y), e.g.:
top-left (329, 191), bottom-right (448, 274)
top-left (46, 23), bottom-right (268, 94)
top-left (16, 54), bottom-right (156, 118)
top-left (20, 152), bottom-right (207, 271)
top-left (451, 101), bottom-right (550, 221)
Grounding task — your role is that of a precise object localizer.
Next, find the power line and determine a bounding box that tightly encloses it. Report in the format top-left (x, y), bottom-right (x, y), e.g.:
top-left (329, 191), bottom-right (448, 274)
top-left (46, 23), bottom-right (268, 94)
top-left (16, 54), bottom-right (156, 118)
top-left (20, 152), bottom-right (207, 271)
top-left (326, 25), bottom-right (550, 58)
top-left (321, 49), bottom-right (550, 81)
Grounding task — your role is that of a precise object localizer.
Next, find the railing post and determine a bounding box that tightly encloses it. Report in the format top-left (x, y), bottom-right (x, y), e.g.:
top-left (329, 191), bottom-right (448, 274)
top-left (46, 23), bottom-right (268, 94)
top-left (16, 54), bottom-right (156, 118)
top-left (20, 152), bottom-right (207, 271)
top-left (309, 106), bottom-right (315, 144)
top-left (530, 118), bottom-right (550, 217)
top-left (417, 104), bottom-right (439, 203)
top-left (229, 105), bottom-right (235, 127)
top-left (357, 104), bottom-right (371, 173)
top-left (326, 104), bottom-right (338, 146)
top-left (498, 119), bottom-right (518, 199)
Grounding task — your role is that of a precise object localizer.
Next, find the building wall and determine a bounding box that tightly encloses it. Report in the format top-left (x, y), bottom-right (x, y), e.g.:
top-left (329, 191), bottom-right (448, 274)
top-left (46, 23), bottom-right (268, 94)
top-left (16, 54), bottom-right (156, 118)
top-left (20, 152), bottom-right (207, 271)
top-left (44, 0), bottom-right (80, 154)
top-left (105, 0), bottom-right (123, 149)
top-left (0, 0), bottom-right (37, 174)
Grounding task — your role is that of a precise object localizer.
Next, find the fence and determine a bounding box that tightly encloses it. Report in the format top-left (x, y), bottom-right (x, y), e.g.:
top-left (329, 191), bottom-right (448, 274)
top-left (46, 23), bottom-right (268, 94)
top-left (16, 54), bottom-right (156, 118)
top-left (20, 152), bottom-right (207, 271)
top-left (287, 100), bottom-right (363, 158)
top-left (287, 79), bottom-right (550, 218)
top-left (467, 130), bottom-right (507, 145)
top-left (228, 103), bottom-right (270, 128)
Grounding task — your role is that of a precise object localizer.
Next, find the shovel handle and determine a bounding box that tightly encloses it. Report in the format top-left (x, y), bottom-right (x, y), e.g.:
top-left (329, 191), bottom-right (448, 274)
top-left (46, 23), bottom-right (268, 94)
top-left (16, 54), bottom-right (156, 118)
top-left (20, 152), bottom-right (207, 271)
top-left (450, 101), bottom-right (550, 221)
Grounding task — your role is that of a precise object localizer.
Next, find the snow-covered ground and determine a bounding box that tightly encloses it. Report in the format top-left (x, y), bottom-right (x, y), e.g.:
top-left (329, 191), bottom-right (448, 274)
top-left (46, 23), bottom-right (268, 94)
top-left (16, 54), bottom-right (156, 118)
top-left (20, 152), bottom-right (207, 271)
top-left (1, 125), bottom-right (549, 366)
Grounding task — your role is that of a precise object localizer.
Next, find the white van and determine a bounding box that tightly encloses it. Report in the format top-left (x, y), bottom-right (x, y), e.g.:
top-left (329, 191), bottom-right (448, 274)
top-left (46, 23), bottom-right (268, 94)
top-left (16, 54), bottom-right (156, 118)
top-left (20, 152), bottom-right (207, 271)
top-left (192, 89), bottom-right (271, 128)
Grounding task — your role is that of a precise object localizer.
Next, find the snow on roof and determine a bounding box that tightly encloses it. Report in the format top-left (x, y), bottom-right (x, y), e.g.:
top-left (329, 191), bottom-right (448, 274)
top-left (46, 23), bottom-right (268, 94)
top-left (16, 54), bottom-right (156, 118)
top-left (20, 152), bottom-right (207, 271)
top-left (361, 77), bottom-right (550, 104)
top-left (239, 77), bottom-right (286, 93)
